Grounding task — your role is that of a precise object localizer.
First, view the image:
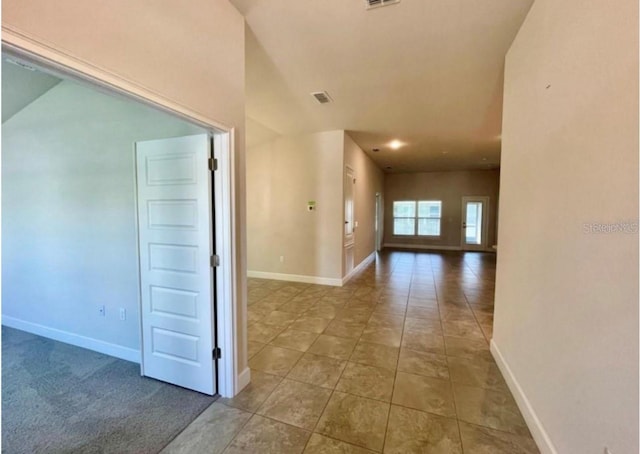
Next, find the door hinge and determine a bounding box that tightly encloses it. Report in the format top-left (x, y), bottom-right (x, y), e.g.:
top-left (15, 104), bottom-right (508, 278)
top-left (208, 158), bottom-right (218, 171)
top-left (212, 347), bottom-right (221, 360)
top-left (210, 254), bottom-right (220, 267)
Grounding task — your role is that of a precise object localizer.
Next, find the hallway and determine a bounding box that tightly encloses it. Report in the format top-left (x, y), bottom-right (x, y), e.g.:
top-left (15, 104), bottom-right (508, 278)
top-left (163, 250), bottom-right (538, 453)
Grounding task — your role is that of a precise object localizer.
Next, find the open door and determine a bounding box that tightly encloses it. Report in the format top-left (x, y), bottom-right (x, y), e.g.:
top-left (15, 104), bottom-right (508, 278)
top-left (135, 134), bottom-right (216, 395)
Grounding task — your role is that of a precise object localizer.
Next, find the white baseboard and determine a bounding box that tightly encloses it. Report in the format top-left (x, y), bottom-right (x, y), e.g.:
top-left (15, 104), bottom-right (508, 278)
top-left (384, 243), bottom-right (462, 251)
top-left (2, 315), bottom-right (141, 363)
top-left (384, 243), bottom-right (496, 252)
top-left (247, 270), bottom-right (342, 287)
top-left (342, 251), bottom-right (376, 285)
top-left (236, 367), bottom-right (251, 394)
top-left (490, 340), bottom-right (557, 454)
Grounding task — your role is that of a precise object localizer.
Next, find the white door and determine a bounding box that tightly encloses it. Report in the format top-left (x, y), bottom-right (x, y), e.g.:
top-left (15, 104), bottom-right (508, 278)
top-left (461, 196), bottom-right (490, 251)
top-left (135, 134), bottom-right (216, 395)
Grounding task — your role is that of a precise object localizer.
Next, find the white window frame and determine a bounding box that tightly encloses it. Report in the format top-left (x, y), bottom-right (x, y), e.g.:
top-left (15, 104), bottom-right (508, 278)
top-left (392, 200), bottom-right (442, 237)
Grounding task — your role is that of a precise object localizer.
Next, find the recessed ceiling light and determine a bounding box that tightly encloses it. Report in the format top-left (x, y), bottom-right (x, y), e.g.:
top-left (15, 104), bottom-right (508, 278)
top-left (388, 140), bottom-right (405, 150)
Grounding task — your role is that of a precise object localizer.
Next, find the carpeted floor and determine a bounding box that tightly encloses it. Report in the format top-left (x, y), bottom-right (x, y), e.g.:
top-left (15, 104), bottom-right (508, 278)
top-left (1, 327), bottom-right (217, 454)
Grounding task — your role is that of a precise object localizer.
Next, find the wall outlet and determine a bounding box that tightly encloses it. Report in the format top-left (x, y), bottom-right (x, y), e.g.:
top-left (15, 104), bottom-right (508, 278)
top-left (119, 308), bottom-right (126, 321)
top-left (98, 305), bottom-right (106, 317)
top-left (279, 256), bottom-right (284, 263)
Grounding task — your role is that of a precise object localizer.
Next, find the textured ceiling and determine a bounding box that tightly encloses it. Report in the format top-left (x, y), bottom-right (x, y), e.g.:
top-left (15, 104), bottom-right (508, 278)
top-left (231, 0), bottom-right (533, 172)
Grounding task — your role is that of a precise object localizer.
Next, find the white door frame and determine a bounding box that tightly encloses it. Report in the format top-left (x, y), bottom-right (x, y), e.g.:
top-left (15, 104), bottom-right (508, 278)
top-left (461, 196), bottom-right (490, 251)
top-left (2, 36), bottom-right (240, 398)
top-left (375, 192), bottom-right (382, 252)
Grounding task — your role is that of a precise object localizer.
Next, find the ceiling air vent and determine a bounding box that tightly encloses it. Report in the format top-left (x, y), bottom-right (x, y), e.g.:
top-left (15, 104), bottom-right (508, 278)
top-left (365, 0), bottom-right (400, 10)
top-left (311, 91), bottom-right (332, 104)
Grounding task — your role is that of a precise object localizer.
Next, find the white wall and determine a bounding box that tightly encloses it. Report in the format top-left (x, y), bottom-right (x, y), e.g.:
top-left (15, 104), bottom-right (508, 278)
top-left (2, 0), bottom-right (248, 376)
top-left (247, 131), bottom-right (344, 282)
top-left (494, 0), bottom-right (638, 453)
top-left (2, 80), bottom-right (202, 356)
top-left (383, 170), bottom-right (500, 250)
top-left (343, 133), bottom-right (384, 270)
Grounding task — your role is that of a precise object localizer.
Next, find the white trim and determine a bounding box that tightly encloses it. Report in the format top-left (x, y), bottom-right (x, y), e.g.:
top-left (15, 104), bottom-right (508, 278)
top-left (237, 367), bottom-right (251, 392)
top-left (214, 132), bottom-right (238, 398)
top-left (342, 251), bottom-right (376, 285)
top-left (2, 31), bottom-right (239, 399)
top-left (247, 270), bottom-right (343, 287)
top-left (1, 28), bottom-right (230, 133)
top-left (2, 316), bottom-right (141, 363)
top-left (491, 340), bottom-right (557, 454)
top-left (384, 243), bottom-right (462, 251)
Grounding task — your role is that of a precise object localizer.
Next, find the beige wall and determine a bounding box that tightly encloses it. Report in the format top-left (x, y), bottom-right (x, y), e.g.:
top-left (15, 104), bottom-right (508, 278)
top-left (344, 133), bottom-right (384, 271)
top-left (247, 131), bottom-right (344, 280)
top-left (383, 170), bottom-right (500, 249)
top-left (494, 0), bottom-right (638, 452)
top-left (2, 0), bottom-right (249, 382)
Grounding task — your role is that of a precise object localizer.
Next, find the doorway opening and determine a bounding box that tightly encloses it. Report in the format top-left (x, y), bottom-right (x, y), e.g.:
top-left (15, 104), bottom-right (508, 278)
top-left (1, 47), bottom-right (238, 398)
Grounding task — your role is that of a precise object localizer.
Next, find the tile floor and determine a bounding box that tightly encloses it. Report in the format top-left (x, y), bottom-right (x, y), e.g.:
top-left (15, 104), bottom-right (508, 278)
top-left (162, 250), bottom-right (539, 454)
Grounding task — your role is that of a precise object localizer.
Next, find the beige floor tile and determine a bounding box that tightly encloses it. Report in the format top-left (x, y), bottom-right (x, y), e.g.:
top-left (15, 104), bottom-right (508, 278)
top-left (350, 341), bottom-right (399, 370)
top-left (392, 372), bottom-right (456, 417)
top-left (308, 334), bottom-right (358, 360)
top-left (407, 298), bottom-right (438, 308)
top-left (249, 322), bottom-right (286, 343)
top-left (248, 341), bottom-right (266, 359)
top-left (161, 402), bottom-right (251, 454)
top-left (278, 300), bottom-right (317, 314)
top-left (271, 329), bottom-right (321, 352)
top-left (290, 316), bottom-right (332, 334)
top-left (262, 310), bottom-right (299, 327)
top-left (220, 370), bottom-right (282, 412)
top-left (397, 349), bottom-right (449, 380)
top-left (224, 414), bottom-right (310, 454)
top-left (304, 433), bottom-right (375, 453)
top-left (305, 302), bottom-right (342, 319)
top-left (401, 330), bottom-right (445, 355)
top-left (324, 320), bottom-right (366, 339)
top-left (316, 392), bottom-right (390, 452)
top-left (287, 353), bottom-right (346, 389)
top-left (249, 345), bottom-right (303, 377)
top-left (447, 356), bottom-right (507, 391)
top-left (453, 384), bottom-right (531, 436)
top-left (403, 317), bottom-right (442, 335)
top-left (334, 308), bottom-right (373, 324)
top-left (405, 306), bottom-right (440, 320)
top-left (378, 295), bottom-right (408, 305)
top-left (383, 405), bottom-right (462, 454)
top-left (257, 379), bottom-right (332, 430)
top-left (459, 421), bottom-right (540, 453)
top-left (443, 336), bottom-right (492, 361)
top-left (335, 361), bottom-right (395, 401)
top-left (360, 325), bottom-right (403, 348)
top-left (372, 304), bottom-right (406, 317)
top-left (442, 319), bottom-right (485, 339)
top-left (367, 313), bottom-right (404, 328)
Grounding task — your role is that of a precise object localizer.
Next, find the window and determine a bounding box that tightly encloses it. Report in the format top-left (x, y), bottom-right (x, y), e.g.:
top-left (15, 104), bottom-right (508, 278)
top-left (393, 200), bottom-right (442, 236)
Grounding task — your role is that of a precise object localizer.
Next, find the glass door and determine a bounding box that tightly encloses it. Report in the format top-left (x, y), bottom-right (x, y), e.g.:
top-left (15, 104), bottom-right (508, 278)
top-left (461, 197), bottom-right (489, 250)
